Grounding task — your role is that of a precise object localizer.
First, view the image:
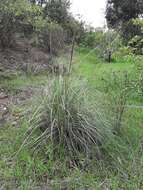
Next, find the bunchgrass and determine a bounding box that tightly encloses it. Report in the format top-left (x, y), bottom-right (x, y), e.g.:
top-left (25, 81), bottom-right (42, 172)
top-left (18, 76), bottom-right (114, 165)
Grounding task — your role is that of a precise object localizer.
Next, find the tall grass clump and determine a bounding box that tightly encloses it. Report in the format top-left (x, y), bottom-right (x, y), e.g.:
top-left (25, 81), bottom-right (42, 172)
top-left (19, 76), bottom-right (114, 164)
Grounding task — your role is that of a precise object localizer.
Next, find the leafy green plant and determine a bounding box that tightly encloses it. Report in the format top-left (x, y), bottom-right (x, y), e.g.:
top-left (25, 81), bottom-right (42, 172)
top-left (38, 22), bottom-right (65, 55)
top-left (127, 19), bottom-right (143, 55)
top-left (0, 0), bottom-right (41, 48)
top-left (128, 35), bottom-right (143, 55)
top-left (112, 46), bottom-right (134, 62)
top-left (101, 71), bottom-right (133, 131)
top-left (80, 29), bottom-right (122, 62)
top-left (134, 56), bottom-right (143, 96)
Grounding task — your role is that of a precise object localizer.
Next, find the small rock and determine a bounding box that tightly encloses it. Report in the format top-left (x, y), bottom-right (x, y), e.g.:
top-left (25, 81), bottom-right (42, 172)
top-left (0, 104), bottom-right (9, 126)
top-left (11, 121), bottom-right (18, 126)
top-left (0, 93), bottom-right (8, 99)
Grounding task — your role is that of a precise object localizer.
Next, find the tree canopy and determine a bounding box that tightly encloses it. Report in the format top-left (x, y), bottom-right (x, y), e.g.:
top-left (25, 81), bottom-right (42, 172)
top-left (106, 0), bottom-right (143, 41)
top-left (106, 0), bottom-right (143, 28)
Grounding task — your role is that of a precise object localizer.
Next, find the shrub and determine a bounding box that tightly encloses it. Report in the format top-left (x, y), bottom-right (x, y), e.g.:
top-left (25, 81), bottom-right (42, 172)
top-left (0, 0), bottom-right (41, 48)
top-left (20, 77), bottom-right (114, 164)
top-left (134, 56), bottom-right (143, 96)
top-left (127, 19), bottom-right (143, 55)
top-left (80, 29), bottom-right (122, 61)
top-left (128, 35), bottom-right (143, 55)
top-left (112, 46), bottom-right (134, 62)
top-left (35, 21), bottom-right (65, 55)
top-left (101, 71), bottom-right (133, 131)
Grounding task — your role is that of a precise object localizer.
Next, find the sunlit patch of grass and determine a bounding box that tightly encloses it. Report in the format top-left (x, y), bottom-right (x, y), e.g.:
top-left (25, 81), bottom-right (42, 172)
top-left (74, 47), bottom-right (135, 88)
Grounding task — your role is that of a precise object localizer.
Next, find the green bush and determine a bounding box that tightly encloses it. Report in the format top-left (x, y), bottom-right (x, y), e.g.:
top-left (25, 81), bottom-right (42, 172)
top-left (128, 19), bottom-right (143, 55)
top-left (80, 29), bottom-right (122, 61)
top-left (128, 35), bottom-right (143, 55)
top-left (0, 0), bottom-right (41, 48)
top-left (39, 23), bottom-right (65, 55)
top-left (134, 56), bottom-right (143, 96)
top-left (112, 46), bottom-right (134, 62)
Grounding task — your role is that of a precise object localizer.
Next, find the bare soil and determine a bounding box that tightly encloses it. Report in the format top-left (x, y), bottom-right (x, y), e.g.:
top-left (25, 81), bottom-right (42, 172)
top-left (0, 87), bottom-right (36, 127)
top-left (0, 37), bottom-right (52, 76)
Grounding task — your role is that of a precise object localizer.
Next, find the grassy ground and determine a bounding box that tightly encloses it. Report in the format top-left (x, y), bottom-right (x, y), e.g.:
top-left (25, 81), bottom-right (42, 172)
top-left (74, 47), bottom-right (134, 84)
top-left (0, 48), bottom-right (143, 189)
